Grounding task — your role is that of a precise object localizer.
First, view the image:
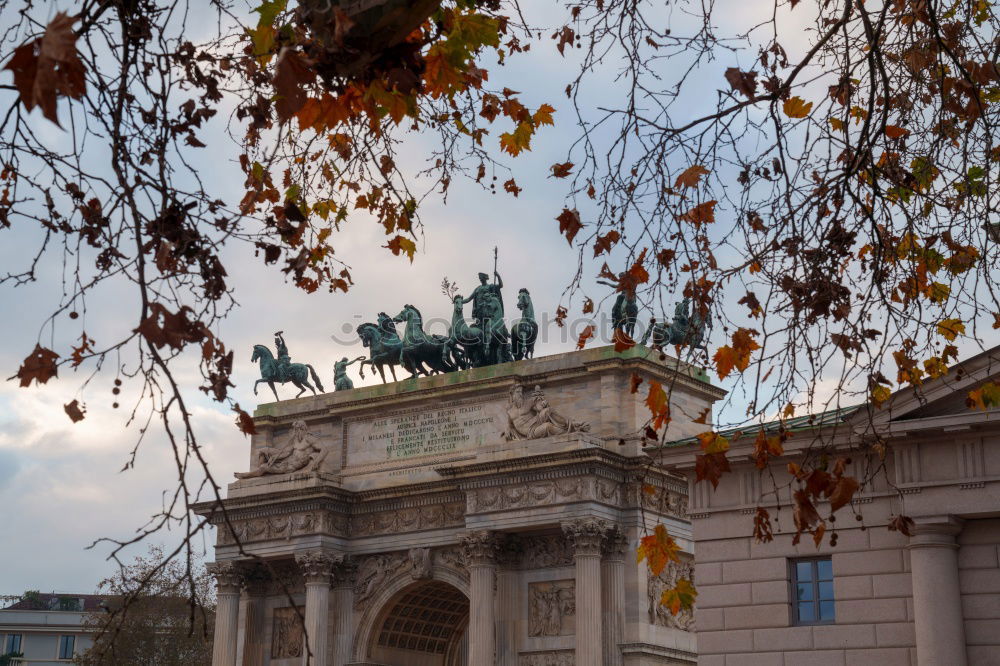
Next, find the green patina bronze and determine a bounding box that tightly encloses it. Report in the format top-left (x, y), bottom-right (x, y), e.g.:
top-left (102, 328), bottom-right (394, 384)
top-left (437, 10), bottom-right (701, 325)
top-left (334, 356), bottom-right (367, 391)
top-left (612, 292), bottom-right (639, 338)
top-left (251, 332), bottom-right (325, 401)
top-left (641, 298), bottom-right (711, 352)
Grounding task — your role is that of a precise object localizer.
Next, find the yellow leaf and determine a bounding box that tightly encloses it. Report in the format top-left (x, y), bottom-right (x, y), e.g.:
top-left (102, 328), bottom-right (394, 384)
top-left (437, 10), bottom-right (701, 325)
top-left (936, 318), bottom-right (965, 341)
top-left (384, 235), bottom-right (417, 262)
top-left (871, 384), bottom-right (891, 409)
top-left (499, 122), bottom-right (534, 156)
top-left (829, 117), bottom-right (845, 132)
top-left (783, 96), bottom-right (813, 119)
top-left (532, 103), bottom-right (556, 126)
top-left (696, 431), bottom-right (729, 454)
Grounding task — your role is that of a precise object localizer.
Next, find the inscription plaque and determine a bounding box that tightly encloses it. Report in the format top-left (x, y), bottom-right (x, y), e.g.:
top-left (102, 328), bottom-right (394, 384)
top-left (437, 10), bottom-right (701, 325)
top-left (346, 400), bottom-right (506, 469)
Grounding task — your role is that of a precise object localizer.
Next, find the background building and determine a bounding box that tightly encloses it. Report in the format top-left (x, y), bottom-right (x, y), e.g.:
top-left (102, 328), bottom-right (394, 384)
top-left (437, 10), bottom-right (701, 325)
top-left (0, 593), bottom-right (101, 665)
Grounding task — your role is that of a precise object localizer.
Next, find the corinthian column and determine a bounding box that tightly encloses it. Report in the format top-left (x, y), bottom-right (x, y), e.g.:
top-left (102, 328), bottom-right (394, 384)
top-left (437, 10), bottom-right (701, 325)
top-left (208, 562), bottom-right (242, 666)
top-left (461, 530), bottom-right (501, 666)
top-left (330, 556), bottom-right (357, 666)
top-left (241, 566), bottom-right (270, 666)
top-left (602, 526), bottom-right (627, 666)
top-left (563, 518), bottom-right (608, 666)
top-left (296, 551), bottom-right (335, 666)
top-left (496, 537), bottom-right (522, 666)
top-left (909, 517), bottom-right (967, 666)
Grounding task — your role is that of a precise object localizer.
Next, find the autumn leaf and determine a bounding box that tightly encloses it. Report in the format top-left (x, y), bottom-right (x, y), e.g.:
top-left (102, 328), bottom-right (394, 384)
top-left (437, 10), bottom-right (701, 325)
top-left (503, 179), bottom-right (522, 197)
top-left (385, 235), bottom-right (417, 262)
top-left (713, 328), bottom-right (761, 379)
top-left (582, 298), bottom-right (594, 314)
top-left (233, 403), bottom-right (257, 436)
top-left (13, 344), bottom-right (60, 387)
top-left (532, 103), bottom-right (556, 126)
top-left (753, 506), bottom-right (774, 543)
top-left (660, 577), bottom-right (697, 615)
top-left (693, 407), bottom-right (711, 424)
top-left (550, 162), bottom-right (574, 178)
top-left (674, 165), bottom-right (710, 189)
top-left (888, 514), bottom-right (915, 537)
top-left (500, 122), bottom-right (534, 156)
top-left (613, 328), bottom-right (636, 353)
top-left (593, 230), bottom-right (621, 257)
top-left (871, 384), bottom-right (892, 409)
top-left (556, 208), bottom-right (583, 245)
top-left (645, 379), bottom-right (670, 430)
top-left (792, 489), bottom-right (823, 546)
top-left (637, 523), bottom-right (681, 576)
top-left (884, 125), bottom-right (909, 139)
top-left (782, 96), bottom-right (813, 119)
top-left (696, 431), bottom-right (729, 454)
top-left (724, 67), bottom-right (758, 99)
top-left (576, 324), bottom-right (596, 350)
top-left (695, 451), bottom-right (730, 488)
top-left (64, 399), bottom-right (85, 423)
top-left (936, 318), bottom-right (965, 341)
top-left (272, 48), bottom-right (315, 122)
top-left (677, 200), bottom-right (717, 228)
top-left (967, 381), bottom-right (1000, 410)
top-left (629, 372), bottom-right (643, 393)
top-left (828, 475), bottom-right (859, 513)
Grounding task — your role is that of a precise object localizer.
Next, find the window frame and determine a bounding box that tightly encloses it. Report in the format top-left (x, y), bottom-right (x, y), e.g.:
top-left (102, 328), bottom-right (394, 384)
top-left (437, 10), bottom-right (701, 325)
top-left (58, 634), bottom-right (76, 660)
top-left (789, 556), bottom-right (835, 626)
top-left (4, 633), bottom-right (23, 654)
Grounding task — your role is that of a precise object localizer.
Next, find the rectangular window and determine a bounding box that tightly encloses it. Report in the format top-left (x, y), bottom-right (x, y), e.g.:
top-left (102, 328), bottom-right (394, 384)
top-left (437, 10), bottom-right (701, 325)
top-left (791, 557), bottom-right (834, 624)
top-left (58, 635), bottom-right (75, 659)
top-left (4, 634), bottom-right (22, 653)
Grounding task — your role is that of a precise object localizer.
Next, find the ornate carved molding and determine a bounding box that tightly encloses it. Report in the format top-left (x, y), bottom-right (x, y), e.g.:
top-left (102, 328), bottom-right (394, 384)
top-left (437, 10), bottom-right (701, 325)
top-left (217, 510), bottom-right (347, 546)
top-left (351, 501), bottom-right (464, 537)
top-left (562, 518), bottom-right (610, 557)
top-left (435, 546), bottom-right (469, 578)
top-left (461, 530), bottom-right (503, 567)
top-left (518, 651), bottom-right (575, 666)
top-left (648, 559), bottom-right (695, 631)
top-left (468, 478), bottom-right (584, 513)
top-left (528, 580), bottom-right (576, 637)
top-left (295, 550), bottom-right (338, 584)
top-left (408, 547), bottom-right (433, 580)
top-left (519, 534), bottom-right (573, 570)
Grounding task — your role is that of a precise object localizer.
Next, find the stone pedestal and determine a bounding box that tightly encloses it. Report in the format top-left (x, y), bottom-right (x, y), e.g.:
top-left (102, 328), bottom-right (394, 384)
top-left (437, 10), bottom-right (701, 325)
top-left (297, 551), bottom-right (336, 666)
top-left (209, 562), bottom-right (242, 666)
top-left (564, 519), bottom-right (608, 666)
top-left (909, 517), bottom-right (967, 666)
top-left (462, 531), bottom-right (500, 666)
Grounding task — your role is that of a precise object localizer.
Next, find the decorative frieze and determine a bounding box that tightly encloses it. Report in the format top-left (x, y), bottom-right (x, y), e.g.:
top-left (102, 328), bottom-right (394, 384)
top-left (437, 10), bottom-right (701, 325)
top-left (648, 559), bottom-right (695, 631)
top-left (518, 650), bottom-right (575, 666)
top-left (351, 501), bottom-right (464, 537)
top-left (468, 478), bottom-right (584, 513)
top-left (528, 580), bottom-right (576, 636)
top-left (216, 510), bottom-right (346, 546)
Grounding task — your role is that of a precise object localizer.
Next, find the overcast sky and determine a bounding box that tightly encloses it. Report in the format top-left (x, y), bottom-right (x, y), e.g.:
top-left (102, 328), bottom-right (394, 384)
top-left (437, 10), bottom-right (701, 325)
top-left (2, 0), bottom-right (991, 596)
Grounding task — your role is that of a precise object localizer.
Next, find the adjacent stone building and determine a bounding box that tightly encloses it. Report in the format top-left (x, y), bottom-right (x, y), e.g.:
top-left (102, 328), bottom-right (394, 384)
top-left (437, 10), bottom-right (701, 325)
top-left (196, 346), bottom-right (723, 665)
top-left (656, 347), bottom-right (1000, 666)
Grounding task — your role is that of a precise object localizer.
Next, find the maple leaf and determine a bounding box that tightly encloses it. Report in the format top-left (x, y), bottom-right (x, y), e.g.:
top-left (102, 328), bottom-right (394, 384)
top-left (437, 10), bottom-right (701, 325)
top-left (637, 524), bottom-right (680, 576)
top-left (64, 399), bottom-right (85, 423)
top-left (660, 578), bottom-right (697, 615)
top-left (4, 12), bottom-right (87, 127)
top-left (554, 25), bottom-right (575, 56)
top-left (782, 96), bottom-right (813, 119)
top-left (724, 67), bottom-right (758, 99)
top-left (556, 208), bottom-right (582, 245)
top-left (576, 324), bottom-right (596, 350)
top-left (613, 328), bottom-right (636, 353)
top-left (645, 380), bottom-right (671, 430)
top-left (713, 327), bottom-right (761, 379)
top-left (550, 162), bottom-right (574, 178)
top-left (828, 475), bottom-right (859, 513)
top-left (675, 165), bottom-right (710, 189)
top-left (70, 332), bottom-right (95, 367)
top-left (593, 230), bottom-right (620, 257)
top-left (13, 344), bottom-right (60, 387)
top-left (503, 179), bottom-right (522, 197)
top-left (695, 451), bottom-right (730, 488)
top-left (677, 200), bottom-right (717, 228)
top-left (967, 381), bottom-right (1000, 410)
top-left (135, 303), bottom-right (208, 351)
top-left (696, 431), bottom-right (729, 454)
top-left (884, 125), bottom-right (909, 139)
top-left (499, 122), bottom-right (534, 156)
top-left (532, 103), bottom-right (556, 126)
top-left (629, 372), bottom-right (643, 394)
top-left (936, 318), bottom-right (965, 341)
top-left (272, 48), bottom-right (315, 122)
top-left (233, 403), bottom-right (257, 436)
top-left (384, 235), bottom-right (417, 262)
top-left (871, 384), bottom-right (892, 409)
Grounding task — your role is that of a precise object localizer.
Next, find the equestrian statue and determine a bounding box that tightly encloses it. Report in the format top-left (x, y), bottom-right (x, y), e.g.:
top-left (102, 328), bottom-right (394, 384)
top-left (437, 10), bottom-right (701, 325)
top-left (357, 312), bottom-right (408, 383)
top-left (611, 291), bottom-right (639, 338)
top-left (251, 331), bottom-right (325, 401)
top-left (393, 304), bottom-right (461, 376)
top-left (511, 287), bottom-right (538, 360)
top-left (640, 298), bottom-right (710, 353)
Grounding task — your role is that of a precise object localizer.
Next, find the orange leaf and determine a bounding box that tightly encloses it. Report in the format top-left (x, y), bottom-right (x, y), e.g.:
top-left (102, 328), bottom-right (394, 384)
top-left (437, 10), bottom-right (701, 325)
top-left (233, 403), bottom-right (257, 436)
top-left (64, 399), bottom-right (85, 423)
top-left (272, 48), bottom-right (315, 122)
top-left (884, 125), bottom-right (909, 139)
top-left (384, 235), bottom-right (417, 262)
top-left (828, 475), bottom-right (859, 513)
top-left (593, 230), bottom-right (621, 257)
top-left (576, 324), bottom-right (596, 350)
top-left (14, 344), bottom-right (60, 387)
top-left (695, 451), bottom-right (730, 488)
top-left (674, 165), bottom-right (710, 189)
top-left (550, 161), bottom-right (574, 178)
top-left (556, 208), bottom-right (583, 245)
top-left (677, 200), bottom-right (717, 228)
top-left (783, 96), bottom-right (813, 119)
top-left (613, 328), bottom-right (636, 353)
top-left (696, 431), bottom-right (729, 454)
top-left (637, 524), bottom-right (680, 576)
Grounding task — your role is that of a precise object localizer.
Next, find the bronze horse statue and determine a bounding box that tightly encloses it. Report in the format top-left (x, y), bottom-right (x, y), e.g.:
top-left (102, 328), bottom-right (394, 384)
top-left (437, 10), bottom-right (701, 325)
top-left (511, 288), bottom-right (538, 360)
top-left (393, 304), bottom-right (461, 375)
top-left (251, 344), bottom-right (325, 401)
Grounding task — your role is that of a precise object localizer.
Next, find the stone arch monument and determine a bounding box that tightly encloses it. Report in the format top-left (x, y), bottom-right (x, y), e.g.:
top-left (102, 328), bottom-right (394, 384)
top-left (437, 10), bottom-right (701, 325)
top-left (195, 345), bottom-right (724, 665)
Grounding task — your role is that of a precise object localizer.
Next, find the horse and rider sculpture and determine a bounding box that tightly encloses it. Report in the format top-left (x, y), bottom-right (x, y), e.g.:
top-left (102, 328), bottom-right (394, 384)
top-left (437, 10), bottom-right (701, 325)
top-left (250, 257), bottom-right (709, 401)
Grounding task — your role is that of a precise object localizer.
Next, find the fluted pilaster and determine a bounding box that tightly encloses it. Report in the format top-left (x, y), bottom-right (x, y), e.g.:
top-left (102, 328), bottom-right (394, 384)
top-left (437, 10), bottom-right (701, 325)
top-left (462, 530), bottom-right (502, 666)
top-left (331, 556), bottom-right (357, 666)
top-left (208, 562), bottom-right (242, 666)
top-left (296, 551), bottom-right (336, 666)
top-left (563, 519), bottom-right (609, 666)
top-left (602, 526), bottom-right (627, 666)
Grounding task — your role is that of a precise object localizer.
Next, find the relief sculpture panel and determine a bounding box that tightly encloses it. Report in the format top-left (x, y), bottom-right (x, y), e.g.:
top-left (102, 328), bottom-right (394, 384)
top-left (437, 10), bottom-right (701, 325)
top-left (217, 510), bottom-right (346, 546)
top-left (518, 650), bottom-right (575, 666)
top-left (351, 501), bottom-right (464, 537)
top-left (528, 580), bottom-right (576, 637)
top-left (270, 606), bottom-right (304, 659)
top-left (648, 559), bottom-right (695, 631)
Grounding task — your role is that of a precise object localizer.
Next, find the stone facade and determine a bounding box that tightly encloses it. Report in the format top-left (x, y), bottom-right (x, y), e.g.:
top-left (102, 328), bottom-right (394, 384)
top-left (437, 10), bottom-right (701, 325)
top-left (655, 347), bottom-right (1000, 666)
top-left (195, 345), bottom-right (722, 665)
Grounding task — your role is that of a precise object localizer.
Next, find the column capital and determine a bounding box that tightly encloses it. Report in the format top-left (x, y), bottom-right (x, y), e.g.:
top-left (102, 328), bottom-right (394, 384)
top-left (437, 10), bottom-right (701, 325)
top-left (207, 561), bottom-right (242, 593)
top-left (562, 518), bottom-right (611, 557)
top-left (331, 554), bottom-right (358, 588)
top-left (908, 516), bottom-right (964, 550)
top-left (295, 550), bottom-right (338, 584)
top-left (601, 524), bottom-right (628, 560)
top-left (240, 563), bottom-right (271, 596)
top-left (461, 530), bottom-right (502, 567)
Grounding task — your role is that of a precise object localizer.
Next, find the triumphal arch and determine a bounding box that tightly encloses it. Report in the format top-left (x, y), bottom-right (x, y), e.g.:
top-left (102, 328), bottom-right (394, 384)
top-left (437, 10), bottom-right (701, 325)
top-left (196, 345), bottom-right (723, 665)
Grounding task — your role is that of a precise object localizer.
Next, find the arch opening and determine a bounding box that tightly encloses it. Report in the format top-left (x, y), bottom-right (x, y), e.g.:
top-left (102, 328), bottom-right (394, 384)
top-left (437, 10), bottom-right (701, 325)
top-left (368, 580), bottom-right (469, 666)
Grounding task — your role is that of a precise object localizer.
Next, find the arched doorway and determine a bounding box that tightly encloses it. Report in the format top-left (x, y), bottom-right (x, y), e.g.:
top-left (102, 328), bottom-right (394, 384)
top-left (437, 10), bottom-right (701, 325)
top-left (366, 580), bottom-right (469, 666)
